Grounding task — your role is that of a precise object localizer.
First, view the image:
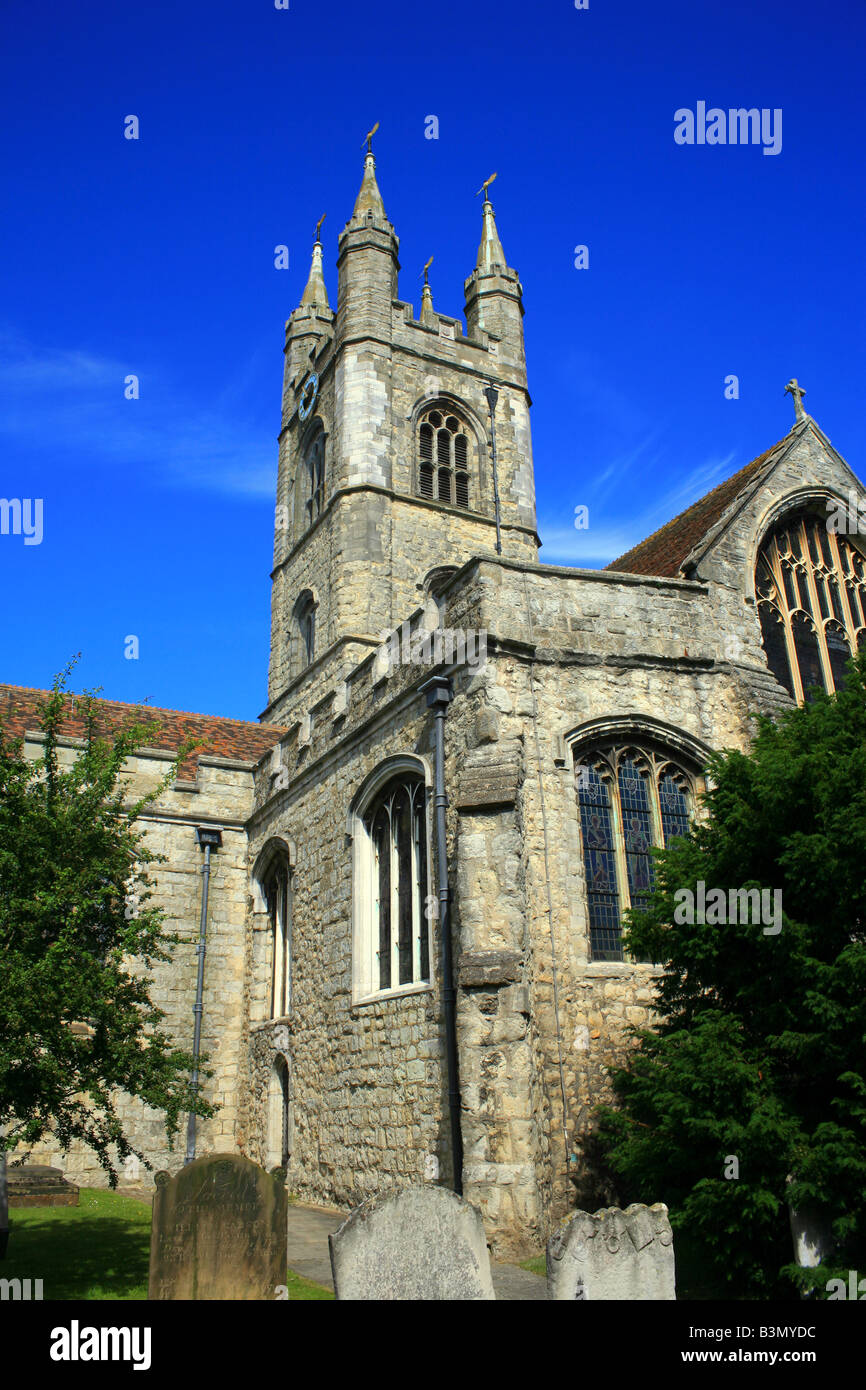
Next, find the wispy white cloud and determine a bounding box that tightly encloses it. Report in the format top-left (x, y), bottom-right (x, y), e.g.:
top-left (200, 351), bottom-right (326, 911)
top-left (0, 330), bottom-right (276, 498)
top-left (539, 450), bottom-right (740, 567)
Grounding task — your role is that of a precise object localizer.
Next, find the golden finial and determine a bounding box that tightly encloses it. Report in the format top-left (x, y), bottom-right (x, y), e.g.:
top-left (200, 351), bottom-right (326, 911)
top-left (475, 171), bottom-right (498, 199)
top-left (314, 212), bottom-right (326, 243)
top-left (361, 121), bottom-right (380, 152)
top-left (420, 256), bottom-right (434, 284)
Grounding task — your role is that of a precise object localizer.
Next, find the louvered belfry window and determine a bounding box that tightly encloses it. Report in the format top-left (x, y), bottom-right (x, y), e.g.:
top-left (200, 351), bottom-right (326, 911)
top-left (418, 407), bottom-right (471, 508)
top-left (756, 510), bottom-right (866, 702)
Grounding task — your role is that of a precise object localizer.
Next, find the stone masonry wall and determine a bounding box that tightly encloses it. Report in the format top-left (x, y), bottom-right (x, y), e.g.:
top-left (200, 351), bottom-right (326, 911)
top-left (9, 740), bottom-right (256, 1190)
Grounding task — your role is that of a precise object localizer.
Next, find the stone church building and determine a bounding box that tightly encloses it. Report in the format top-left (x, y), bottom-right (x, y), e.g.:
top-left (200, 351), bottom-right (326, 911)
top-left (4, 148), bottom-right (865, 1257)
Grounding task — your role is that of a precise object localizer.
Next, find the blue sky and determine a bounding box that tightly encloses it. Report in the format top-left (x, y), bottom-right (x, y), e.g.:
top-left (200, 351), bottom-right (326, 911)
top-left (1, 0), bottom-right (864, 719)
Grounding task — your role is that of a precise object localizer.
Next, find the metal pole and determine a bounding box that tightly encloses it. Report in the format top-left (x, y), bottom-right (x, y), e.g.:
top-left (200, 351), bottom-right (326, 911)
top-left (484, 385), bottom-right (502, 556)
top-left (422, 675), bottom-right (463, 1194)
top-left (186, 828), bottom-right (221, 1162)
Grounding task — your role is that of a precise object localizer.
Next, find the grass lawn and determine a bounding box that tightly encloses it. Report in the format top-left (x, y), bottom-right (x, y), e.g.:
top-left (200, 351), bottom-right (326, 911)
top-left (519, 1255), bottom-right (546, 1278)
top-left (2, 1188), bottom-right (333, 1301)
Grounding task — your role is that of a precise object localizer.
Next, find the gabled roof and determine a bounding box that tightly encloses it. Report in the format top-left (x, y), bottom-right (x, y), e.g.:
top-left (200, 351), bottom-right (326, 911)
top-left (605, 430), bottom-right (799, 578)
top-left (0, 684), bottom-right (285, 781)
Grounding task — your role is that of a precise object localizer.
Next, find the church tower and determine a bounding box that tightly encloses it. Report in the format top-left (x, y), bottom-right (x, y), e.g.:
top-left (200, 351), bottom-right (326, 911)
top-left (265, 142), bottom-right (539, 722)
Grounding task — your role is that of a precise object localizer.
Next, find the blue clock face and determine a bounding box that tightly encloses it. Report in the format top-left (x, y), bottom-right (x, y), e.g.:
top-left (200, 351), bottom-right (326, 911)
top-left (299, 372), bottom-right (319, 421)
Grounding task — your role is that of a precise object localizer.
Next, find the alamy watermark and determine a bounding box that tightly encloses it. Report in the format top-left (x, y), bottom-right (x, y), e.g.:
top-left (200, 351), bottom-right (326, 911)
top-left (826, 1270), bottom-right (866, 1300)
top-left (376, 620), bottom-right (487, 673)
top-left (1, 1277), bottom-right (43, 1300)
top-left (1, 498), bottom-right (43, 545)
top-left (674, 881), bottom-right (782, 935)
top-left (674, 103), bottom-right (782, 156)
top-left (826, 490), bottom-right (866, 536)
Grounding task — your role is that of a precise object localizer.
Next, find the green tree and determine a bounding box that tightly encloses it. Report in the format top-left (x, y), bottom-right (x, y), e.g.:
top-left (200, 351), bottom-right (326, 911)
top-left (0, 666), bottom-right (213, 1186)
top-left (596, 651), bottom-right (866, 1299)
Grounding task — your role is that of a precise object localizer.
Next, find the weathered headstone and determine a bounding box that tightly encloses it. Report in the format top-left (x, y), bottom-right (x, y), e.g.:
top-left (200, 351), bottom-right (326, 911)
top-left (6, 1165), bottom-right (79, 1208)
top-left (329, 1185), bottom-right (495, 1300)
top-left (547, 1202), bottom-right (675, 1300)
top-left (148, 1154), bottom-right (287, 1301)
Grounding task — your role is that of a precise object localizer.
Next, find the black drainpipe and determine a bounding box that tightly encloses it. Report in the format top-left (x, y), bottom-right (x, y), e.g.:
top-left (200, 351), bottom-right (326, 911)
top-left (186, 825), bottom-right (222, 1164)
top-left (421, 675), bottom-right (463, 1194)
top-left (483, 385), bottom-right (503, 556)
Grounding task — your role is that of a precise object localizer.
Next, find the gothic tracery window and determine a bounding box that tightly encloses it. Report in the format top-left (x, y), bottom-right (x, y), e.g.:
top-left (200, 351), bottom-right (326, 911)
top-left (756, 510), bottom-right (866, 702)
top-left (574, 743), bottom-right (698, 962)
top-left (418, 406), bottom-right (471, 508)
top-left (355, 769), bottom-right (431, 997)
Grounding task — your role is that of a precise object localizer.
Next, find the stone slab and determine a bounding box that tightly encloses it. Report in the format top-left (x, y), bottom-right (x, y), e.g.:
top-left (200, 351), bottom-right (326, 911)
top-left (6, 1165), bottom-right (79, 1208)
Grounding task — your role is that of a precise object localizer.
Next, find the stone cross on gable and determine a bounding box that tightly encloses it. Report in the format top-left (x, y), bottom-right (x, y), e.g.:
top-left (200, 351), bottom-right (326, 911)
top-left (785, 378), bottom-right (807, 422)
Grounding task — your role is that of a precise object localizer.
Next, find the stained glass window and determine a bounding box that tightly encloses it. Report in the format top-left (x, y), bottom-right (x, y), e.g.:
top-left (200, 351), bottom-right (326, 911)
top-left (577, 762), bottom-right (621, 962)
top-left (575, 745), bottom-right (698, 962)
top-left (618, 756), bottom-right (655, 908)
top-left (659, 771), bottom-right (690, 845)
top-left (756, 510), bottom-right (866, 701)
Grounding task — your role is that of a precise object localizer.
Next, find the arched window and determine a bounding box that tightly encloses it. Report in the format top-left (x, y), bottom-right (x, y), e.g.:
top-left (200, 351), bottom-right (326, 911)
top-left (267, 1056), bottom-right (291, 1170)
top-left (756, 510), bottom-right (866, 701)
top-left (351, 765), bottom-right (431, 1000)
top-left (265, 860), bottom-right (292, 1018)
top-left (418, 406), bottom-right (471, 508)
top-left (574, 743), bottom-right (700, 962)
top-left (291, 591), bottom-right (316, 675)
top-left (303, 426), bottom-right (326, 526)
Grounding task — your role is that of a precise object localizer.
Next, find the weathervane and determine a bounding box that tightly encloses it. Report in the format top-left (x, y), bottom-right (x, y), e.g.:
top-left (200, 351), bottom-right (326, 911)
top-left (314, 212), bottom-right (326, 243)
top-left (362, 121), bottom-right (380, 153)
top-left (420, 255), bottom-right (434, 284)
top-left (475, 171), bottom-right (498, 200)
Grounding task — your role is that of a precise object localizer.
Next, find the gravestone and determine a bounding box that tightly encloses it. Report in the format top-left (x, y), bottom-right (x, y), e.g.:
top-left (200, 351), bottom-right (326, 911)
top-left (6, 1165), bottom-right (79, 1208)
top-left (148, 1154), bottom-right (287, 1300)
top-left (547, 1203), bottom-right (675, 1300)
top-left (329, 1185), bottom-right (495, 1300)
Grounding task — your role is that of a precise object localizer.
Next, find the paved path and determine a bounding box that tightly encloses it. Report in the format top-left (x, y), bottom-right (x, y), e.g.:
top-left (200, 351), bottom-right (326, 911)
top-left (287, 1202), bottom-right (547, 1300)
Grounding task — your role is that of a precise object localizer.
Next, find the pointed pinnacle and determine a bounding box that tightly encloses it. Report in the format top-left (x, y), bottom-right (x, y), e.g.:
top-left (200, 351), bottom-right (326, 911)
top-left (352, 151), bottom-right (387, 221)
top-left (299, 238), bottom-right (330, 309)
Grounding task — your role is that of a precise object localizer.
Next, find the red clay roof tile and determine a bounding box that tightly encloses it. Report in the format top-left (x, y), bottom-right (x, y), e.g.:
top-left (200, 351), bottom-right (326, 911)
top-left (605, 435), bottom-right (792, 578)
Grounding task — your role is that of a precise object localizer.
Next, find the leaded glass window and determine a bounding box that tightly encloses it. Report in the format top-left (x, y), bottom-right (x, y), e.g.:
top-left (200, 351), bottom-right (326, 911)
top-left (756, 511), bottom-right (866, 701)
top-left (576, 762), bottom-right (621, 962)
top-left (575, 744), bottom-right (699, 962)
top-left (363, 775), bottom-right (430, 993)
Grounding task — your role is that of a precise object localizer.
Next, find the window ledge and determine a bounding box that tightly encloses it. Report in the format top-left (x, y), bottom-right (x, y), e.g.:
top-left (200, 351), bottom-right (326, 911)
top-left (250, 1015), bottom-right (292, 1034)
top-left (351, 981), bottom-right (433, 1010)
